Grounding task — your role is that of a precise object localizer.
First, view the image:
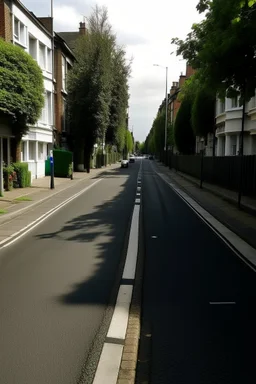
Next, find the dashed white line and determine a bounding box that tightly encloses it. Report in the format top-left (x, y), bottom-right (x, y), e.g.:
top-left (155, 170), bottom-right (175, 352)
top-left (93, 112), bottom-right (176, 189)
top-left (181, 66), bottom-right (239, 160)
top-left (107, 285), bottom-right (133, 340)
top-left (92, 343), bottom-right (123, 384)
top-left (209, 302), bottom-right (236, 305)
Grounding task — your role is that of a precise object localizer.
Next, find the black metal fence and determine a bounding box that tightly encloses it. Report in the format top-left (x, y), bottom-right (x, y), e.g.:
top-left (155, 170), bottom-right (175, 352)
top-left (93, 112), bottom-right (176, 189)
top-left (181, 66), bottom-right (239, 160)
top-left (167, 154), bottom-right (256, 197)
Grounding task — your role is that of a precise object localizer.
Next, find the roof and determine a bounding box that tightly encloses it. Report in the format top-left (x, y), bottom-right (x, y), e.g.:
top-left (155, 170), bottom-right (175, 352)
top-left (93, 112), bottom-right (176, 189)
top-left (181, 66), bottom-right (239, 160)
top-left (14, 1), bottom-right (52, 38)
top-left (54, 32), bottom-right (75, 59)
top-left (57, 32), bottom-right (80, 51)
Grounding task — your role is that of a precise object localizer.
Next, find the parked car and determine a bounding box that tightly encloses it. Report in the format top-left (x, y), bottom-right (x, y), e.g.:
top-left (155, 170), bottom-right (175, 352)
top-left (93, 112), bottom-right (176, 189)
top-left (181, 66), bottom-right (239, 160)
top-left (149, 155), bottom-right (154, 160)
top-left (129, 157), bottom-right (135, 163)
top-left (121, 159), bottom-right (129, 168)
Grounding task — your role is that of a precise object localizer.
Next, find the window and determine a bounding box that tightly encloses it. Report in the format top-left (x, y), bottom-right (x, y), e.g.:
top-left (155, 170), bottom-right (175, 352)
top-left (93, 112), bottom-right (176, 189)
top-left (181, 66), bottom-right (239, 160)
top-left (29, 35), bottom-right (37, 60)
top-left (14, 18), bottom-right (26, 45)
top-left (39, 43), bottom-right (46, 69)
top-left (250, 91), bottom-right (256, 109)
top-left (29, 141), bottom-right (36, 161)
top-left (219, 100), bottom-right (225, 114)
top-left (62, 56), bottom-right (67, 90)
top-left (231, 96), bottom-right (238, 108)
top-left (14, 18), bottom-right (19, 38)
top-left (20, 23), bottom-right (26, 45)
top-left (40, 93), bottom-right (47, 123)
top-left (47, 48), bottom-right (52, 72)
top-left (62, 98), bottom-right (67, 132)
top-left (47, 92), bottom-right (52, 125)
top-left (232, 144), bottom-right (237, 156)
top-left (38, 143), bottom-right (44, 160)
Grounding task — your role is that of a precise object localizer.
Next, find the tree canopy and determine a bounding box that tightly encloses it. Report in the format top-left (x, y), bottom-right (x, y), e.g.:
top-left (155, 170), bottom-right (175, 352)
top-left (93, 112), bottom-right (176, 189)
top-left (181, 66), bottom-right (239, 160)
top-left (68, 6), bottom-right (130, 171)
top-left (174, 97), bottom-right (195, 154)
top-left (144, 109), bottom-right (174, 155)
top-left (0, 38), bottom-right (44, 139)
top-left (172, 0), bottom-right (256, 101)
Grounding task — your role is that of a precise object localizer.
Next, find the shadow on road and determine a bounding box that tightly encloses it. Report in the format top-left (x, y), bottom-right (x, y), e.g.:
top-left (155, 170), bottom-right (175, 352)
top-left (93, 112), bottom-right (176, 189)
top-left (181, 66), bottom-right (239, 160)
top-left (35, 164), bottom-right (139, 305)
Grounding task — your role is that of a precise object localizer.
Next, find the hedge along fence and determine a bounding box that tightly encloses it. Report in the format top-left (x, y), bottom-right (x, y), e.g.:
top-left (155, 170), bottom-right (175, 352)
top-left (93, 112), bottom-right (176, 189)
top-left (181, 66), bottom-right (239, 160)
top-left (45, 149), bottom-right (73, 178)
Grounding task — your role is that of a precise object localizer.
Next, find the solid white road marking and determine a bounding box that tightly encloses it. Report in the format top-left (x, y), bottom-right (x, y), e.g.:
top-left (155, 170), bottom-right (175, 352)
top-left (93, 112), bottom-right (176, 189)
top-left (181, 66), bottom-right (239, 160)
top-left (0, 179), bottom-right (102, 249)
top-left (92, 343), bottom-right (123, 384)
top-left (209, 302), bottom-right (236, 305)
top-left (107, 285), bottom-right (133, 340)
top-left (156, 170), bottom-right (256, 271)
top-left (151, 236), bottom-right (158, 239)
top-left (122, 205), bottom-right (140, 279)
top-left (93, 161), bottom-right (142, 384)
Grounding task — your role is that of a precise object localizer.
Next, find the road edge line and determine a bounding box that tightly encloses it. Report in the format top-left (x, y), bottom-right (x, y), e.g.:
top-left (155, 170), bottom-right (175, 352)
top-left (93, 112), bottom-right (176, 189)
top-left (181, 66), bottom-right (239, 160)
top-left (0, 179), bottom-right (102, 249)
top-left (155, 167), bottom-right (256, 272)
top-left (0, 163), bottom-right (119, 224)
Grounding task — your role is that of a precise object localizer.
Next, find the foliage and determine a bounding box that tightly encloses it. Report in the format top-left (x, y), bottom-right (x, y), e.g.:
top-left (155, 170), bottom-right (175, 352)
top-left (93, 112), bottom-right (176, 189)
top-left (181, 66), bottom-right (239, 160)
top-left (144, 109), bottom-right (174, 155)
top-left (191, 87), bottom-right (216, 137)
top-left (115, 124), bottom-right (127, 152)
top-left (174, 97), bottom-right (195, 154)
top-left (0, 39), bottom-right (44, 139)
top-left (12, 162), bottom-right (31, 188)
top-left (179, 73), bottom-right (216, 137)
top-left (106, 46), bottom-right (131, 149)
top-left (172, 0), bottom-right (256, 102)
top-left (126, 130), bottom-right (134, 153)
top-left (68, 6), bottom-right (130, 171)
top-left (3, 164), bottom-right (15, 191)
top-left (135, 141), bottom-right (142, 153)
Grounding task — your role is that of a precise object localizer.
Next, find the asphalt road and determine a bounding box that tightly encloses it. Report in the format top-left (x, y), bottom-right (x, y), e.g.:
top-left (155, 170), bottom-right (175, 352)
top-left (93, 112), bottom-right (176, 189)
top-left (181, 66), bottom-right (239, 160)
top-left (138, 160), bottom-right (256, 384)
top-left (0, 162), bottom-right (140, 384)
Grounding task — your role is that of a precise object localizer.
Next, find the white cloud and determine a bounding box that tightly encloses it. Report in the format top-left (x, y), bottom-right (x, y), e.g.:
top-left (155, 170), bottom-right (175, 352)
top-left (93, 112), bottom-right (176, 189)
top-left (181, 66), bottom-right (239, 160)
top-left (22, 0), bottom-right (203, 141)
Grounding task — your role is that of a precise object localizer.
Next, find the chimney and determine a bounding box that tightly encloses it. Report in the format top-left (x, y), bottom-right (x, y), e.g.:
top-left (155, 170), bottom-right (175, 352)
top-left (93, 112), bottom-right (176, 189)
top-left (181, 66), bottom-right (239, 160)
top-left (179, 74), bottom-right (186, 88)
top-left (170, 81), bottom-right (178, 96)
top-left (79, 22), bottom-right (86, 35)
top-left (186, 64), bottom-right (196, 79)
top-left (38, 17), bottom-right (53, 35)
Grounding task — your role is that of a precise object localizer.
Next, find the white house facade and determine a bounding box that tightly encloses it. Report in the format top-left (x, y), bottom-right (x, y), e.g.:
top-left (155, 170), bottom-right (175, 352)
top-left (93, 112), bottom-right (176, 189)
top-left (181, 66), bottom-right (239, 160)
top-left (215, 94), bottom-right (256, 156)
top-left (12, 2), bottom-right (54, 179)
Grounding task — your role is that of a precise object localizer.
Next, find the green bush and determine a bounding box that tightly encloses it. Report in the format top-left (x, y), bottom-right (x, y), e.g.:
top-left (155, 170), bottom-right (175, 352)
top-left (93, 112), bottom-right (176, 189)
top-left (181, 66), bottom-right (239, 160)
top-left (12, 162), bottom-right (29, 188)
top-left (53, 149), bottom-right (73, 177)
top-left (26, 171), bottom-right (31, 187)
top-left (3, 165), bottom-right (15, 191)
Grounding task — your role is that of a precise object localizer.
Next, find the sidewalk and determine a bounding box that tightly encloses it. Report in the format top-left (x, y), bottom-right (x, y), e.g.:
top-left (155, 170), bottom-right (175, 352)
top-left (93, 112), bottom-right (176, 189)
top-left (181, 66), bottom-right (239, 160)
top-left (154, 162), bottom-right (256, 250)
top-left (0, 164), bottom-right (119, 221)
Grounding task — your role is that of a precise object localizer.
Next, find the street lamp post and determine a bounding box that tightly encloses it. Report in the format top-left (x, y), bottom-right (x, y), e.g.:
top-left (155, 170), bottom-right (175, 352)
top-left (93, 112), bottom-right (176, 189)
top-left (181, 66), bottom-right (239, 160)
top-left (154, 64), bottom-right (168, 164)
top-left (50, 0), bottom-right (55, 189)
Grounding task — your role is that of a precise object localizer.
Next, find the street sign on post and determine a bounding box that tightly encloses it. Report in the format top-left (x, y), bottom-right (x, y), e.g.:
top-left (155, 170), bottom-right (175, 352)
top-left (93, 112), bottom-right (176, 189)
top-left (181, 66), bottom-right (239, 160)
top-left (50, 149), bottom-right (54, 189)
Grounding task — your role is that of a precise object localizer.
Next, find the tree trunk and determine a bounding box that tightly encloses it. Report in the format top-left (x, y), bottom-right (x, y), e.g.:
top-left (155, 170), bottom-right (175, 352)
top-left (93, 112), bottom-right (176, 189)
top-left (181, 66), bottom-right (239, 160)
top-left (15, 138), bottom-right (21, 162)
top-left (84, 147), bottom-right (91, 173)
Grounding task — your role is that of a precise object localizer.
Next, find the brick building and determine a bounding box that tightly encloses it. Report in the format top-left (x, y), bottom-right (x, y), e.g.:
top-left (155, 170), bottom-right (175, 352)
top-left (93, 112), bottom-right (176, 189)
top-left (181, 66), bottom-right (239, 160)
top-left (168, 64), bottom-right (195, 124)
top-left (54, 33), bottom-right (75, 149)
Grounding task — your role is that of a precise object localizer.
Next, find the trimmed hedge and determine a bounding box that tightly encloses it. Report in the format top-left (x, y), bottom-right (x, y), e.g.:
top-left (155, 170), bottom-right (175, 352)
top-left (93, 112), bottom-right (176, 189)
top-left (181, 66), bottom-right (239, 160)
top-left (12, 162), bottom-right (31, 188)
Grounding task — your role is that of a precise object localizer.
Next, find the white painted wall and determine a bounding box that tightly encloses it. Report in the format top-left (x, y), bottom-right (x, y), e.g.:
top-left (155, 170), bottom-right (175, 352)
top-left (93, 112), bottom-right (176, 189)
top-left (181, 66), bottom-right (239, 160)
top-left (12, 3), bottom-right (54, 177)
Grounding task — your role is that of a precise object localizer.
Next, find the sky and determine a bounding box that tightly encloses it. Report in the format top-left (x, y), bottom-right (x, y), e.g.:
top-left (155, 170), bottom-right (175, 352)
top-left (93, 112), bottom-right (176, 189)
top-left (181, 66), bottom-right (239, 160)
top-left (22, 0), bottom-right (203, 142)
